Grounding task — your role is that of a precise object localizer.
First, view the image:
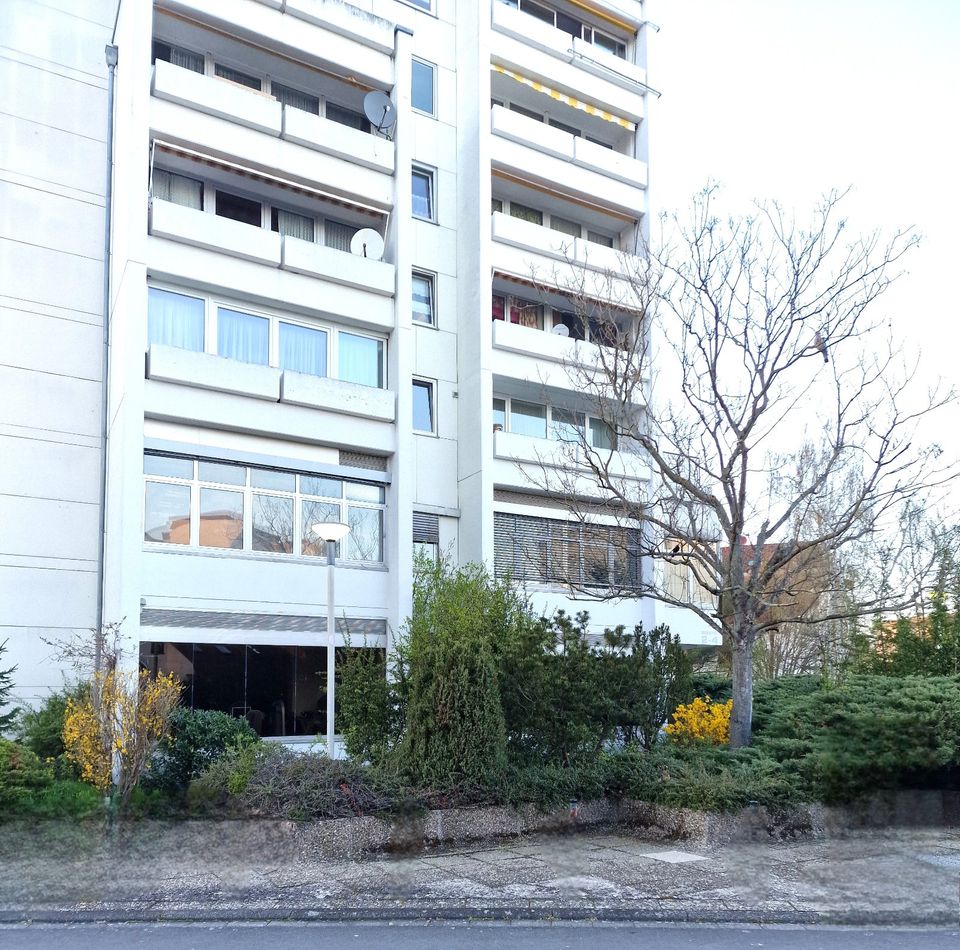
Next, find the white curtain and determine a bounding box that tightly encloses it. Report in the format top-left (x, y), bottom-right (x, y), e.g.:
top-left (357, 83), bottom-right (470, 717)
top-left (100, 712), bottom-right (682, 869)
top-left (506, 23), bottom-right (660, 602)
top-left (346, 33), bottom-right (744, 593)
top-left (412, 275), bottom-right (433, 323)
top-left (280, 323), bottom-right (327, 376)
top-left (217, 308), bottom-right (268, 364)
top-left (324, 220), bottom-right (357, 252)
top-left (274, 83), bottom-right (320, 115)
top-left (276, 209), bottom-right (315, 242)
top-left (171, 47), bottom-right (204, 73)
top-left (153, 169), bottom-right (203, 209)
top-left (148, 288), bottom-right (204, 351)
top-left (338, 333), bottom-right (382, 387)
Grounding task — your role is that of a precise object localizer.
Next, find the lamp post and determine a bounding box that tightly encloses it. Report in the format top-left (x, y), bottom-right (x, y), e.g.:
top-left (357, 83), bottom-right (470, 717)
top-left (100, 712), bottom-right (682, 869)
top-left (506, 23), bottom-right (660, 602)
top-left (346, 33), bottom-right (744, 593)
top-left (312, 520), bottom-right (351, 758)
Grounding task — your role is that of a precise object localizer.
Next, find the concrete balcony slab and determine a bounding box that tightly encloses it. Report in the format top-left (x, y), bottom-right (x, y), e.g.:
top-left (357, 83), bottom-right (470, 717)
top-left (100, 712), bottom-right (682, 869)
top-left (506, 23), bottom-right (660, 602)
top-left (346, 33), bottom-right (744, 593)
top-left (147, 344), bottom-right (281, 401)
top-left (150, 199), bottom-right (282, 267)
top-left (281, 371), bottom-right (396, 422)
top-left (152, 60), bottom-right (282, 136)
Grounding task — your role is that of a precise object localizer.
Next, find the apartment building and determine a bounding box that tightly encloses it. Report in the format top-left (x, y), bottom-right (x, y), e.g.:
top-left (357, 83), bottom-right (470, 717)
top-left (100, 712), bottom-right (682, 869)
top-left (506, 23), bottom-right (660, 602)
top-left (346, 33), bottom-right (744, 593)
top-left (2, 0), bottom-right (720, 744)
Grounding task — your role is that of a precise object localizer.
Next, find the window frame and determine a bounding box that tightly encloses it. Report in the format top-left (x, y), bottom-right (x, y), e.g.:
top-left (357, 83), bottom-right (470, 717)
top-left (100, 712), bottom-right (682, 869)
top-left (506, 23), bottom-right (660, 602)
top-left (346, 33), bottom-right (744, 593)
top-left (411, 57), bottom-right (437, 117)
top-left (146, 282), bottom-right (387, 387)
top-left (492, 197), bottom-right (619, 250)
top-left (411, 164), bottom-right (437, 222)
top-left (493, 394), bottom-right (616, 449)
top-left (411, 270), bottom-right (437, 326)
top-left (143, 452), bottom-right (386, 565)
top-left (412, 377), bottom-right (437, 435)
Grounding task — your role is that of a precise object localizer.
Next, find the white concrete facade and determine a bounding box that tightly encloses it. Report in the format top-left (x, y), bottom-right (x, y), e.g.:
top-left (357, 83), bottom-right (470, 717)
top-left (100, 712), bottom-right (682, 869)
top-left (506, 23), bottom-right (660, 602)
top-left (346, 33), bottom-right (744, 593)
top-left (3, 0), bottom-right (720, 731)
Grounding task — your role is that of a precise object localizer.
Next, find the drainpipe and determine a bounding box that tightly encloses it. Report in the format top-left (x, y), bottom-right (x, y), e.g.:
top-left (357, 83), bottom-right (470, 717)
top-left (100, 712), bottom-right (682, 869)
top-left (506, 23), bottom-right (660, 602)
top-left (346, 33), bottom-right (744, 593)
top-left (96, 42), bottom-right (119, 675)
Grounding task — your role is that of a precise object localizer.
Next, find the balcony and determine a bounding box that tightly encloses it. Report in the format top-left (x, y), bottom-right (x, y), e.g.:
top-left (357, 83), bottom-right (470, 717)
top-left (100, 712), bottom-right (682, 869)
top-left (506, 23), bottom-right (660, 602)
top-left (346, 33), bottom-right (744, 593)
top-left (492, 429), bottom-right (650, 496)
top-left (151, 62), bottom-right (394, 208)
top-left (491, 106), bottom-right (646, 215)
top-left (145, 345), bottom-right (397, 448)
top-left (148, 203), bottom-right (396, 329)
top-left (156, 0), bottom-right (394, 88)
top-left (492, 320), bottom-right (646, 406)
top-left (491, 2), bottom-right (647, 119)
top-left (490, 212), bottom-right (641, 306)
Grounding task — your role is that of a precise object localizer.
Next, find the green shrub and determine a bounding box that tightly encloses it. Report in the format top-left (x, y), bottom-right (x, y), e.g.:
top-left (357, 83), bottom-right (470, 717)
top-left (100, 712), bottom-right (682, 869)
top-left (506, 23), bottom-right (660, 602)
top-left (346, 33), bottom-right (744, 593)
top-left (339, 646), bottom-right (407, 763)
top-left (689, 672), bottom-right (732, 703)
top-left (752, 674), bottom-right (960, 802)
top-left (14, 780), bottom-right (103, 820)
top-left (402, 560), bottom-right (509, 788)
top-left (0, 640), bottom-right (16, 733)
top-left (0, 738), bottom-right (52, 814)
top-left (148, 707), bottom-right (257, 793)
top-left (15, 684), bottom-right (88, 777)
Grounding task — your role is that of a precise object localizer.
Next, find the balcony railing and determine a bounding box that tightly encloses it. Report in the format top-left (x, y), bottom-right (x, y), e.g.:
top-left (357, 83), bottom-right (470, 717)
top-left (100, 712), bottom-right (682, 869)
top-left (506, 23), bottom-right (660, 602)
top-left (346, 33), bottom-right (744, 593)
top-left (150, 200), bottom-right (396, 296)
top-left (152, 61), bottom-right (394, 178)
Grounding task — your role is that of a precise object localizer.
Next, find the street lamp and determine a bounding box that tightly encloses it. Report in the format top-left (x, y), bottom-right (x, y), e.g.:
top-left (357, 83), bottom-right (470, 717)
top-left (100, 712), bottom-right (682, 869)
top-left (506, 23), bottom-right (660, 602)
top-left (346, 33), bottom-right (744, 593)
top-left (312, 520), bottom-right (351, 758)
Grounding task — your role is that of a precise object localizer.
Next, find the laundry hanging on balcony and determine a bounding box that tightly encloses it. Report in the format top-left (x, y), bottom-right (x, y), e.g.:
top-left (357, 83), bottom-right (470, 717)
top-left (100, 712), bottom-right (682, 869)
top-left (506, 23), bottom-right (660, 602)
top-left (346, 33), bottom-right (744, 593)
top-left (491, 64), bottom-right (636, 131)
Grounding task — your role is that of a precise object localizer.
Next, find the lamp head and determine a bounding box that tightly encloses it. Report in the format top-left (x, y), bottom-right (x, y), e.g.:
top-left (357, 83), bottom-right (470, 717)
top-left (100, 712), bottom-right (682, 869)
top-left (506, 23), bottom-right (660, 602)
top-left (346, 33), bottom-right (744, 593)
top-left (312, 521), bottom-right (351, 544)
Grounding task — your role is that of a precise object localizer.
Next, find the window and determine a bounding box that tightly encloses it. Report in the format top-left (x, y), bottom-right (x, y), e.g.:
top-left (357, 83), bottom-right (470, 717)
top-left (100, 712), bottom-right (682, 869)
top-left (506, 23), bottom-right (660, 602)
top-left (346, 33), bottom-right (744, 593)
top-left (492, 398), bottom-right (506, 431)
top-left (153, 169), bottom-right (203, 209)
top-left (494, 395), bottom-right (615, 449)
top-left (216, 191), bottom-right (262, 227)
top-left (510, 400), bottom-right (547, 439)
top-left (148, 288), bottom-right (205, 352)
top-left (494, 511), bottom-right (640, 589)
top-left (589, 417), bottom-right (616, 450)
top-left (551, 408), bottom-right (585, 443)
top-left (552, 310), bottom-right (586, 341)
top-left (214, 63), bottom-right (261, 90)
top-left (549, 215), bottom-right (581, 238)
top-left (509, 202), bottom-right (543, 226)
top-left (411, 59), bottom-right (435, 115)
top-left (401, 0), bottom-right (432, 8)
top-left (413, 379), bottom-right (435, 433)
top-left (325, 102), bottom-right (369, 131)
top-left (339, 332), bottom-right (384, 388)
top-left (148, 285), bottom-right (384, 383)
top-left (413, 512), bottom-right (440, 563)
top-left (141, 641), bottom-right (384, 737)
top-left (412, 166), bottom-right (435, 220)
top-left (152, 40), bottom-right (204, 74)
top-left (591, 29), bottom-right (627, 59)
top-left (492, 292), bottom-right (544, 330)
top-left (143, 452), bottom-right (385, 563)
top-left (271, 208), bottom-right (315, 242)
top-left (273, 82), bottom-right (319, 115)
top-left (217, 307), bottom-right (269, 365)
top-left (324, 219), bottom-right (358, 252)
top-left (664, 540), bottom-right (713, 605)
top-left (412, 272), bottom-right (435, 325)
top-left (509, 103), bottom-right (543, 122)
top-left (491, 198), bottom-right (504, 214)
top-left (587, 230), bottom-right (615, 248)
top-left (547, 116), bottom-right (580, 137)
top-left (279, 323), bottom-right (327, 377)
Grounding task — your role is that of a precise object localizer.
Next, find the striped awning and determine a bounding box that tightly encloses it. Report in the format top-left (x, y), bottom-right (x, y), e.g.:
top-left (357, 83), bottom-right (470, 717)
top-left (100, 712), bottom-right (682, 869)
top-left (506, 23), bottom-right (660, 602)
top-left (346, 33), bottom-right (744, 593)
top-left (492, 64), bottom-right (636, 131)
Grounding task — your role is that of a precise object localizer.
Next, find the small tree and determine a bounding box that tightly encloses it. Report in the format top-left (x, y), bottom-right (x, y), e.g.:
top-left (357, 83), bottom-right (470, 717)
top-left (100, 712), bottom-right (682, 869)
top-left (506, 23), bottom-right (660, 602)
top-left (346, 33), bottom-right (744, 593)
top-left (402, 560), bottom-right (510, 788)
top-left (63, 668), bottom-right (181, 806)
top-left (0, 640), bottom-right (17, 733)
top-left (537, 187), bottom-right (956, 747)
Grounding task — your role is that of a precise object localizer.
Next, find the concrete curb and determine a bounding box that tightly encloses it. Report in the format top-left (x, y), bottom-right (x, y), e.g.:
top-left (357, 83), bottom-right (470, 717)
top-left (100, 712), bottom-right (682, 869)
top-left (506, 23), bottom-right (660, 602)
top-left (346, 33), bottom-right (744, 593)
top-left (2, 904), bottom-right (958, 928)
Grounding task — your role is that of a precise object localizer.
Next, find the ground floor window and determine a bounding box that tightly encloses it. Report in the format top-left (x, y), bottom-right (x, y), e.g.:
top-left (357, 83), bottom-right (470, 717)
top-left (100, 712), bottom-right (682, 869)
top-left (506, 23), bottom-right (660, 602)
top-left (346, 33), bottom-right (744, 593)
top-left (140, 641), bottom-right (384, 738)
top-left (493, 511), bottom-right (640, 590)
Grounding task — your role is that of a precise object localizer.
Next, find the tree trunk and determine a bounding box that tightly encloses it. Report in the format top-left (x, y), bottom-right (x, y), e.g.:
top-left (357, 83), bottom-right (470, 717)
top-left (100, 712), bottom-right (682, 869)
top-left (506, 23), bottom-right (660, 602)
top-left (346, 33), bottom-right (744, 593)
top-left (729, 638), bottom-right (753, 748)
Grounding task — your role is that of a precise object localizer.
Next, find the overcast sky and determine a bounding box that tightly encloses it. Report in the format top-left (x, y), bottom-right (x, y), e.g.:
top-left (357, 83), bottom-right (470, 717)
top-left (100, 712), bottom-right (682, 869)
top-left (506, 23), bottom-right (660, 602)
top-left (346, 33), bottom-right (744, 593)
top-left (649, 0), bottom-right (959, 404)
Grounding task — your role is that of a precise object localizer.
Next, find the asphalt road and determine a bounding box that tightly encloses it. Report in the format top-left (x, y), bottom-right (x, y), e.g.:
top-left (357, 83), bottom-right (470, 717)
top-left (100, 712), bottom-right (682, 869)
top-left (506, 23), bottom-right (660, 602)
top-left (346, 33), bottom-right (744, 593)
top-left (1, 922), bottom-right (958, 950)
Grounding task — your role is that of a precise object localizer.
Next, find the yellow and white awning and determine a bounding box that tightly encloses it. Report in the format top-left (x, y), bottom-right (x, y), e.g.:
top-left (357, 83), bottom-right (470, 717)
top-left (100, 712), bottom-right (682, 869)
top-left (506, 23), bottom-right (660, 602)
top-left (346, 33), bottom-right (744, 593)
top-left (492, 64), bottom-right (636, 131)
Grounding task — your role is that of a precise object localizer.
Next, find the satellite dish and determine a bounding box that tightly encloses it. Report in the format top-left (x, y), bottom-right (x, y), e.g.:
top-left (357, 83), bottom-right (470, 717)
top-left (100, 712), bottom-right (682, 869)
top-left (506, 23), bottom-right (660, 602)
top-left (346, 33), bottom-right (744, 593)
top-left (552, 323), bottom-right (570, 337)
top-left (363, 91), bottom-right (398, 138)
top-left (350, 228), bottom-right (385, 261)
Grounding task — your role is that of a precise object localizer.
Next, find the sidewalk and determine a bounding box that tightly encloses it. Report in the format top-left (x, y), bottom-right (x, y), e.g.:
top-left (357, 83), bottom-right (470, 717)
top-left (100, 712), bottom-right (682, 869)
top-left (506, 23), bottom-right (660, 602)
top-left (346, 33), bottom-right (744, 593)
top-left (2, 823), bottom-right (959, 926)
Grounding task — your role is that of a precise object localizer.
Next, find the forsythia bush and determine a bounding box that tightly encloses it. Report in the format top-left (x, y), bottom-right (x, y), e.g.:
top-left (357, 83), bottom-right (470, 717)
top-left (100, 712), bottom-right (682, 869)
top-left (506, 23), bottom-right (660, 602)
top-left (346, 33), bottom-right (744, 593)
top-left (63, 669), bottom-right (181, 804)
top-left (665, 696), bottom-right (732, 745)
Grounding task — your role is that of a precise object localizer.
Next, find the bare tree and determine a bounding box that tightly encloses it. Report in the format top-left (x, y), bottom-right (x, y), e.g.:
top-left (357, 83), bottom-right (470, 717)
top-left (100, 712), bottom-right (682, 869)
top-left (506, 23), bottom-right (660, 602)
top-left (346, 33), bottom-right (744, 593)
top-left (529, 187), bottom-right (957, 747)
